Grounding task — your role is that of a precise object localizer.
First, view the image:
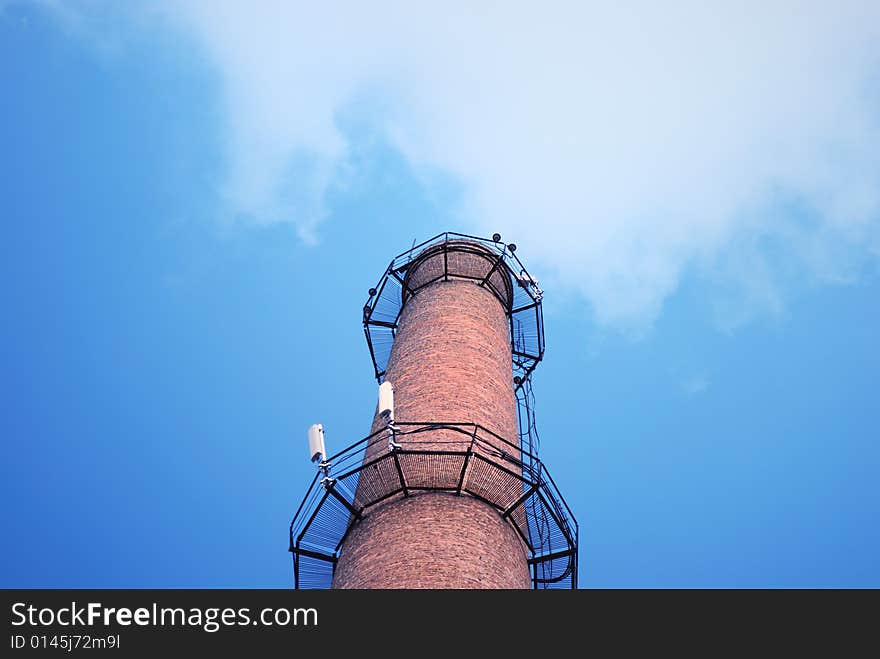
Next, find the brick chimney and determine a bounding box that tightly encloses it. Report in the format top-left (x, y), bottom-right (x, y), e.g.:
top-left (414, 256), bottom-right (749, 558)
top-left (332, 241), bottom-right (531, 588)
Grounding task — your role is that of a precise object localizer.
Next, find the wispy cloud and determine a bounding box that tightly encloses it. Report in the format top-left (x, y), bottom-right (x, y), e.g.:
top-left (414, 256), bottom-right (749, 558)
top-left (38, 1), bottom-right (880, 327)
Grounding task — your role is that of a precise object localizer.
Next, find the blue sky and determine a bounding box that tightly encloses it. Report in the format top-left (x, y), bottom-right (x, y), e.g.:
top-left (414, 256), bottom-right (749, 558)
top-left (1, 2), bottom-right (879, 587)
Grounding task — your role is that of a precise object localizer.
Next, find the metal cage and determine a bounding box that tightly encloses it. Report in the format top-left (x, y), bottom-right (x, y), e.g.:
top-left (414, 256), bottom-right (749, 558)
top-left (289, 422), bottom-right (578, 589)
top-left (362, 232), bottom-right (545, 389)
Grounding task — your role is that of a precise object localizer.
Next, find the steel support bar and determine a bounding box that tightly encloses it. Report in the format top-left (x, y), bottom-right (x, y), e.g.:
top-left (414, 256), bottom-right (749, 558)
top-left (295, 488), bottom-right (331, 544)
top-left (527, 548), bottom-right (575, 565)
top-left (511, 301), bottom-right (539, 314)
top-left (478, 252), bottom-right (505, 289)
top-left (389, 268), bottom-right (417, 300)
top-left (366, 319), bottom-right (398, 329)
top-left (456, 449), bottom-right (471, 495)
top-left (327, 485), bottom-right (362, 521)
top-left (502, 485), bottom-right (537, 519)
top-left (291, 546), bottom-right (338, 563)
top-left (392, 451), bottom-right (409, 497)
top-left (363, 325), bottom-right (381, 381)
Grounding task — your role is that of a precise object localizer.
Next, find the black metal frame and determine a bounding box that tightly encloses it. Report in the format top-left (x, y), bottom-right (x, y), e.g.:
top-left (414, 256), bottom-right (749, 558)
top-left (289, 422), bottom-right (578, 589)
top-left (362, 232), bottom-right (545, 389)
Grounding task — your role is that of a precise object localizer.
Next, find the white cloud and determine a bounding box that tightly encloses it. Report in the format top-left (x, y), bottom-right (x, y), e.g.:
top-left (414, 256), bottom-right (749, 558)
top-left (42, 1), bottom-right (880, 326)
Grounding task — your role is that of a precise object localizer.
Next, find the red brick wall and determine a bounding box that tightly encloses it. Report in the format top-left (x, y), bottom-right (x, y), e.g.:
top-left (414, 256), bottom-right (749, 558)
top-left (333, 242), bottom-right (530, 589)
top-left (331, 493), bottom-right (530, 588)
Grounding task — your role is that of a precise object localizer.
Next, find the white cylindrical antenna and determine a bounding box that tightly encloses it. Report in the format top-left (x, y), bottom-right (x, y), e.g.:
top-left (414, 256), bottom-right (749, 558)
top-left (308, 423), bottom-right (326, 464)
top-left (378, 381), bottom-right (394, 420)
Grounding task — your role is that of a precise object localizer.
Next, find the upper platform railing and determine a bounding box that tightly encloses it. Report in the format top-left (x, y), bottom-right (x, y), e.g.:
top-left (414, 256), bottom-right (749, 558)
top-left (362, 232), bottom-right (545, 389)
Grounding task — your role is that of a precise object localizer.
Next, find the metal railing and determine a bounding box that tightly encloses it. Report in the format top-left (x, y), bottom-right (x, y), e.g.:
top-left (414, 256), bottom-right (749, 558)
top-left (362, 232), bottom-right (545, 388)
top-left (289, 421), bottom-right (577, 589)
